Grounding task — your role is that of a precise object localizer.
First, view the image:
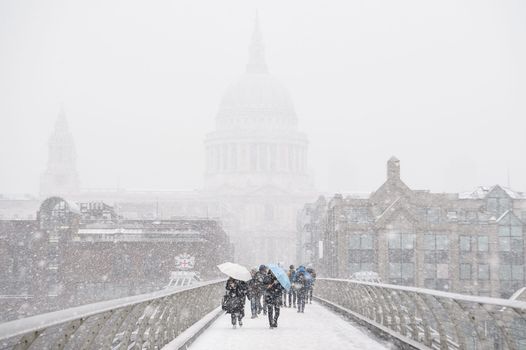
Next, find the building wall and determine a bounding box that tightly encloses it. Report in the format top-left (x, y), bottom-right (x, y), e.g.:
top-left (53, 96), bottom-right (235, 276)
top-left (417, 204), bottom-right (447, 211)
top-left (0, 198), bottom-right (232, 321)
top-left (298, 158), bottom-right (526, 298)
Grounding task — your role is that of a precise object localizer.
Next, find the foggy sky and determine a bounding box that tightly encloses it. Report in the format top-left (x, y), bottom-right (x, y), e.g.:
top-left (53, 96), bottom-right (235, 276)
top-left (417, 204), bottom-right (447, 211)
top-left (1, 0), bottom-right (525, 196)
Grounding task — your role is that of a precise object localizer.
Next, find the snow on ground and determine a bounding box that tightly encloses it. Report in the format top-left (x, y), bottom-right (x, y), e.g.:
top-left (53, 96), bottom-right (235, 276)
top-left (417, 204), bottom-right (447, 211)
top-left (189, 301), bottom-right (391, 350)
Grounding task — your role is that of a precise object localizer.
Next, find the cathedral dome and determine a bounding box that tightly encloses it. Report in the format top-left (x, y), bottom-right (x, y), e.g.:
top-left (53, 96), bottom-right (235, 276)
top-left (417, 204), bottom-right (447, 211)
top-left (217, 72), bottom-right (296, 120)
top-left (215, 14), bottom-right (297, 130)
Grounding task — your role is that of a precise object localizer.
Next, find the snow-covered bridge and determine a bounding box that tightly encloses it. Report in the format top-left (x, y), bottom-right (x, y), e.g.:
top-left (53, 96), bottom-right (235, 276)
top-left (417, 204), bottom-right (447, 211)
top-left (0, 279), bottom-right (525, 350)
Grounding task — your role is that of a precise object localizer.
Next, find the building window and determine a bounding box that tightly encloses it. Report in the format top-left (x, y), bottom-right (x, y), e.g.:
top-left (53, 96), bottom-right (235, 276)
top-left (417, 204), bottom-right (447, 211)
top-left (424, 233), bottom-right (448, 250)
top-left (477, 236), bottom-right (489, 252)
top-left (388, 233), bottom-right (415, 285)
top-left (389, 262), bottom-right (414, 278)
top-left (498, 222), bottom-right (523, 253)
top-left (499, 265), bottom-right (524, 281)
top-left (389, 233), bottom-right (415, 249)
top-left (478, 264), bottom-right (490, 280)
top-left (437, 264), bottom-right (449, 279)
top-left (460, 263), bottom-right (472, 280)
top-left (460, 236), bottom-right (471, 251)
top-left (349, 234), bottom-right (373, 249)
top-left (349, 233), bottom-right (375, 274)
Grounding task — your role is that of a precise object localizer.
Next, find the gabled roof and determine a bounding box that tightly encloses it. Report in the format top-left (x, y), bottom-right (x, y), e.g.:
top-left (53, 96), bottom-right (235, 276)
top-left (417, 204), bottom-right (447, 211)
top-left (370, 177), bottom-right (413, 204)
top-left (374, 197), bottom-right (420, 228)
top-left (496, 209), bottom-right (523, 225)
top-left (459, 185), bottom-right (526, 200)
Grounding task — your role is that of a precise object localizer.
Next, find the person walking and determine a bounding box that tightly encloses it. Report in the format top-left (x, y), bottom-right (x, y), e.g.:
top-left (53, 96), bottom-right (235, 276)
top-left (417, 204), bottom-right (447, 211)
top-left (225, 277), bottom-right (247, 328)
top-left (247, 268), bottom-right (259, 318)
top-left (264, 269), bottom-right (284, 328)
top-left (306, 265), bottom-right (317, 304)
top-left (255, 265), bottom-right (268, 315)
top-left (287, 265), bottom-right (297, 308)
top-left (294, 268), bottom-right (308, 313)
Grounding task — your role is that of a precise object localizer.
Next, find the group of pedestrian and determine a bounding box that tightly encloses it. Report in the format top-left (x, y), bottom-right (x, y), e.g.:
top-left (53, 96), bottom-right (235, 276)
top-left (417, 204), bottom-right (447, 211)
top-left (284, 265), bottom-right (316, 313)
top-left (222, 263), bottom-right (316, 329)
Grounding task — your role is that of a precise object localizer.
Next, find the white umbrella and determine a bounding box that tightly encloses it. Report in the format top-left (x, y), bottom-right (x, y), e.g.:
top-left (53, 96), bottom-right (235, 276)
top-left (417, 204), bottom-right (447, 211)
top-left (217, 262), bottom-right (251, 281)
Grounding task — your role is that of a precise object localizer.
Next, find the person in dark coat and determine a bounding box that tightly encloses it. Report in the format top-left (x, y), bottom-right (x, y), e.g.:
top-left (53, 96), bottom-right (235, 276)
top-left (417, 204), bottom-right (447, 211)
top-left (287, 265), bottom-right (297, 308)
top-left (264, 269), bottom-right (284, 328)
top-left (306, 266), bottom-right (317, 304)
top-left (294, 270), bottom-right (308, 313)
top-left (246, 268), bottom-right (259, 318)
top-left (255, 265), bottom-right (268, 315)
top-left (225, 277), bottom-right (247, 328)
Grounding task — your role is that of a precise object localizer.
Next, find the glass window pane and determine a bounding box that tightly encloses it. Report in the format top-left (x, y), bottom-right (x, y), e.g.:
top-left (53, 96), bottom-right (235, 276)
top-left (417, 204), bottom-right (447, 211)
top-left (424, 264), bottom-right (435, 279)
top-left (349, 263), bottom-right (360, 274)
top-left (512, 265), bottom-right (524, 281)
top-left (402, 234), bottom-right (415, 249)
top-left (478, 264), bottom-right (489, 280)
top-left (460, 236), bottom-right (471, 251)
top-left (511, 226), bottom-right (522, 237)
top-left (389, 262), bottom-right (401, 277)
top-left (388, 233), bottom-right (400, 249)
top-left (498, 226), bottom-right (510, 236)
top-left (361, 263), bottom-right (373, 272)
top-left (511, 238), bottom-right (524, 253)
top-left (478, 236), bottom-right (489, 252)
top-left (499, 237), bottom-right (511, 252)
top-left (361, 234), bottom-right (373, 249)
top-left (436, 235), bottom-right (448, 250)
top-left (349, 235), bottom-right (360, 249)
top-left (437, 264), bottom-right (449, 279)
top-left (460, 264), bottom-right (471, 280)
top-left (402, 263), bottom-right (414, 278)
top-left (424, 235), bottom-right (435, 250)
top-left (499, 265), bottom-right (511, 281)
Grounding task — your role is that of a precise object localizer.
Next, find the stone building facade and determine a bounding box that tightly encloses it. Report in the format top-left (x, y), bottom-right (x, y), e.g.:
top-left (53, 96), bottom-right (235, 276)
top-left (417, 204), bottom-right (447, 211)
top-left (298, 157), bottom-right (526, 298)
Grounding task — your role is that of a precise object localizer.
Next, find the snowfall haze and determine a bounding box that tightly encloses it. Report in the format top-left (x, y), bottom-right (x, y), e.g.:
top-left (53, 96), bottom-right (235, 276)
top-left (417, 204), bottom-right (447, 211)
top-left (1, 0), bottom-right (525, 195)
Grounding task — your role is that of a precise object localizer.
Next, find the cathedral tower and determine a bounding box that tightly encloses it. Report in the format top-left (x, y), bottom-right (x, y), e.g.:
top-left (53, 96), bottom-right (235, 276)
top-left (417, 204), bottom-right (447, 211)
top-left (40, 108), bottom-right (80, 197)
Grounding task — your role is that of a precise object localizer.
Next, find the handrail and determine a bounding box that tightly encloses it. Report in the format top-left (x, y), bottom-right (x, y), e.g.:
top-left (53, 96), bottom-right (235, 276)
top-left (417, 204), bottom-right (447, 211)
top-left (315, 278), bottom-right (526, 350)
top-left (324, 278), bottom-right (526, 309)
top-left (0, 279), bottom-right (226, 350)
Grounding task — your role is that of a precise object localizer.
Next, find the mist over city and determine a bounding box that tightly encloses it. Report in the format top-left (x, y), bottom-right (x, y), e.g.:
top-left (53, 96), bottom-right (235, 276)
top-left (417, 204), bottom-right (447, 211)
top-left (1, 1), bottom-right (525, 349)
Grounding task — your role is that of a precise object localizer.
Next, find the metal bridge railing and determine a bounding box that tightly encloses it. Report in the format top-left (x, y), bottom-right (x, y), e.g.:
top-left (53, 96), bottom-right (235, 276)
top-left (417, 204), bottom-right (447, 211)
top-left (0, 279), bottom-right (225, 350)
top-left (315, 278), bottom-right (526, 350)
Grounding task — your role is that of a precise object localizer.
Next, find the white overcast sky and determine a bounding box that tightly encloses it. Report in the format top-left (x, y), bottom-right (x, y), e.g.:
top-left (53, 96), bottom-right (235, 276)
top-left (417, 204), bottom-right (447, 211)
top-left (1, 0), bottom-right (525, 195)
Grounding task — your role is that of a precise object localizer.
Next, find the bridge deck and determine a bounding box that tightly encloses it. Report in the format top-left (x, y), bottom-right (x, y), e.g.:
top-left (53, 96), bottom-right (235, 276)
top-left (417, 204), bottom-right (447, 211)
top-left (188, 301), bottom-right (390, 350)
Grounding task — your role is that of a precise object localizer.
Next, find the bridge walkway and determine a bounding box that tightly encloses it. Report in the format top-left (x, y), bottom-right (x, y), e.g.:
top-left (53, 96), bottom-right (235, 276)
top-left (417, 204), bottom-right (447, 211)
top-left (187, 301), bottom-right (390, 350)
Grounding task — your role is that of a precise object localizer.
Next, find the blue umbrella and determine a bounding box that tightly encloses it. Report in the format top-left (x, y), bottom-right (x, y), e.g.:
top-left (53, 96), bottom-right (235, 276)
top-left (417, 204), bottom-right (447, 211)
top-left (267, 263), bottom-right (291, 292)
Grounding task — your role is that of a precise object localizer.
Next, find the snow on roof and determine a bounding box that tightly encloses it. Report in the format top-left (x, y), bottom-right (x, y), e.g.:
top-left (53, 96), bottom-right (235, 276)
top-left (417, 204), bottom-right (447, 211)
top-left (459, 185), bottom-right (526, 200)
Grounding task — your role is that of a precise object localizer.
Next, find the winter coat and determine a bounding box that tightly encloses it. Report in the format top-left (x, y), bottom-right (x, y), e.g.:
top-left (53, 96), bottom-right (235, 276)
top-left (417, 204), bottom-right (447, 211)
top-left (264, 273), bottom-right (284, 306)
top-left (224, 278), bottom-right (247, 314)
top-left (293, 272), bottom-right (308, 293)
top-left (246, 277), bottom-right (259, 299)
top-left (287, 269), bottom-right (296, 285)
top-left (254, 271), bottom-right (267, 293)
top-left (306, 268), bottom-right (317, 285)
